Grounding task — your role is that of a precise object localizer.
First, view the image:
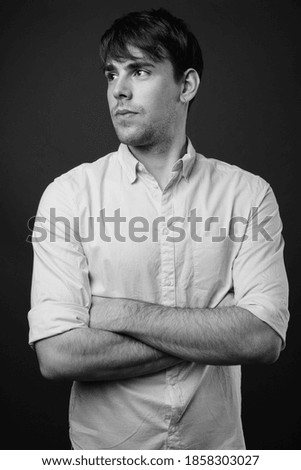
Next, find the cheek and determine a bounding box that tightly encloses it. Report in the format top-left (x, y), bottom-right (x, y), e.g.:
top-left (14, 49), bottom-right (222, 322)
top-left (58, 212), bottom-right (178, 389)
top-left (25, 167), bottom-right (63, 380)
top-left (143, 89), bottom-right (176, 119)
top-left (107, 85), bottom-right (116, 109)
top-left (107, 89), bottom-right (113, 109)
top-left (152, 98), bottom-right (177, 126)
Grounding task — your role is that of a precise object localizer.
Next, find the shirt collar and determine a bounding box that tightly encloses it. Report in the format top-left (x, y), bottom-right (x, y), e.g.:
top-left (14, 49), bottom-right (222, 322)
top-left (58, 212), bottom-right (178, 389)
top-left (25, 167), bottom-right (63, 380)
top-left (117, 144), bottom-right (139, 184)
top-left (179, 138), bottom-right (196, 181)
top-left (117, 137), bottom-right (196, 184)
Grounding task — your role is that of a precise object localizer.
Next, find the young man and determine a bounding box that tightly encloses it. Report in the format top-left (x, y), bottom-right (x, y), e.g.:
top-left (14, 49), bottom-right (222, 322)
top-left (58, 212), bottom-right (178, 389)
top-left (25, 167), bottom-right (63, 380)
top-left (28, 9), bottom-right (289, 449)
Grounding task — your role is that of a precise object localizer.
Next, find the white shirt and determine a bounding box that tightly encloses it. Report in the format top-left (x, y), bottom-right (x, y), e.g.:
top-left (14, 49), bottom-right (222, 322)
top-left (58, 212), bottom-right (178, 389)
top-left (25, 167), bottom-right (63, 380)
top-left (28, 139), bottom-right (289, 449)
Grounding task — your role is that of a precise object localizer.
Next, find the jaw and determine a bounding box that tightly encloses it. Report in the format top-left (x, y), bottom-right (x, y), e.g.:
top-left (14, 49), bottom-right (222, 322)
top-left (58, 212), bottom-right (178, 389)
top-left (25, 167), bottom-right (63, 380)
top-left (111, 103), bottom-right (184, 149)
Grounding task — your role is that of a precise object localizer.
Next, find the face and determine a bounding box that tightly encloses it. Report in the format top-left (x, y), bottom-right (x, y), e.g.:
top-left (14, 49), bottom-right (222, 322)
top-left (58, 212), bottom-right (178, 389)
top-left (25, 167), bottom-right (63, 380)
top-left (105, 46), bottom-right (184, 149)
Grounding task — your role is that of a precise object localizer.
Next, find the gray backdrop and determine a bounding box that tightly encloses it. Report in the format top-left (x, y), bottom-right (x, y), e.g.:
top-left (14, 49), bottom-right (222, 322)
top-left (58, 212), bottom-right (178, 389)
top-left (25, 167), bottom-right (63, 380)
top-left (1, 0), bottom-right (300, 449)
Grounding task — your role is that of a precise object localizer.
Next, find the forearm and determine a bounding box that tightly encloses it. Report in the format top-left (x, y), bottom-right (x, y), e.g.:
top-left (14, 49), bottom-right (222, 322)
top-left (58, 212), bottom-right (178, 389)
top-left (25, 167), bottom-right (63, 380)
top-left (35, 326), bottom-right (182, 382)
top-left (95, 298), bottom-right (281, 365)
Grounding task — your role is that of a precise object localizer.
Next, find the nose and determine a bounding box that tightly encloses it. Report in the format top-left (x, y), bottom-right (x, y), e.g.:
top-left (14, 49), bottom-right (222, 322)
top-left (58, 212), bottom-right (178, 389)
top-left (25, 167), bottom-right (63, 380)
top-left (112, 75), bottom-right (132, 100)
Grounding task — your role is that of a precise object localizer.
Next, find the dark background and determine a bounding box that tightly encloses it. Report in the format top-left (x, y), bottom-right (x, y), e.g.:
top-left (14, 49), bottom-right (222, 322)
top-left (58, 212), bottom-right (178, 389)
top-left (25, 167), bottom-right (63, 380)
top-left (1, 0), bottom-right (300, 450)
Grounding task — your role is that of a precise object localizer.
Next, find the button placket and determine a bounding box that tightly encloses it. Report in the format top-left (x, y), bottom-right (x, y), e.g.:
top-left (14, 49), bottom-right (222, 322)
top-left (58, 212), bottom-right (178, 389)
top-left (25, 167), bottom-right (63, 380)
top-left (166, 367), bottom-right (183, 449)
top-left (160, 190), bottom-right (176, 306)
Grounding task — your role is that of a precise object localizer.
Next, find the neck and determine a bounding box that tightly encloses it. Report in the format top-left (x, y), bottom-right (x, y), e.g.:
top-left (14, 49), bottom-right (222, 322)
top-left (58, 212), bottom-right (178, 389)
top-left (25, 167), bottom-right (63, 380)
top-left (128, 129), bottom-right (187, 189)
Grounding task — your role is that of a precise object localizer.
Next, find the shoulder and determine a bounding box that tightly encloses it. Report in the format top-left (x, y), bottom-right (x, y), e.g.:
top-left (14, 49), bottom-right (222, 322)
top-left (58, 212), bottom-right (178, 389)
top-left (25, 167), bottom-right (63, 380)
top-left (37, 150), bottom-right (118, 211)
top-left (54, 150), bottom-right (117, 186)
top-left (41, 150), bottom-right (117, 195)
top-left (194, 152), bottom-right (271, 204)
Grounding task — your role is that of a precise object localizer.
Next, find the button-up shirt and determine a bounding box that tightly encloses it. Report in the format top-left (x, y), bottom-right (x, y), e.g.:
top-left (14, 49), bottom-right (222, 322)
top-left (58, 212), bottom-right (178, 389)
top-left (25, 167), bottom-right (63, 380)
top-left (28, 139), bottom-right (289, 449)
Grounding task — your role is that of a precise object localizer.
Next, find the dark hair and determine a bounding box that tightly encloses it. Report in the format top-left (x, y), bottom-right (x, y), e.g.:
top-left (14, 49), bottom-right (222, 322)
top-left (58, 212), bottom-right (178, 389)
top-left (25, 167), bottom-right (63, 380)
top-left (99, 8), bottom-right (203, 84)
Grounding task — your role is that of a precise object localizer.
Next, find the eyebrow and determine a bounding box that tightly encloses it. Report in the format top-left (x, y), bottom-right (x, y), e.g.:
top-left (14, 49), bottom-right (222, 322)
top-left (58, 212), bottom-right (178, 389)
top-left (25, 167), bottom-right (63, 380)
top-left (103, 60), bottom-right (156, 73)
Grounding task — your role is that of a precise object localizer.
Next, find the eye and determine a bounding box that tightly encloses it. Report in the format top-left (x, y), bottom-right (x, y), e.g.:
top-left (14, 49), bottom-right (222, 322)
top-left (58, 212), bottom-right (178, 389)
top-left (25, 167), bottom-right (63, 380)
top-left (105, 72), bottom-right (118, 81)
top-left (134, 69), bottom-right (149, 78)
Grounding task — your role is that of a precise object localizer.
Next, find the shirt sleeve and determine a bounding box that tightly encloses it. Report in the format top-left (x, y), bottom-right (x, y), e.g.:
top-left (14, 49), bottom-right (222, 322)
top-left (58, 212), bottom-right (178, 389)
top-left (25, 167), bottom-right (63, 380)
top-left (28, 174), bottom-right (91, 347)
top-left (233, 180), bottom-right (289, 347)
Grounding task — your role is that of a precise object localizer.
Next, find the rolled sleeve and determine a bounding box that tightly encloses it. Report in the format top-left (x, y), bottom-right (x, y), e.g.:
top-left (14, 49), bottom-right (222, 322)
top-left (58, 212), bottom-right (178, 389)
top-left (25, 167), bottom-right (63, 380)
top-left (233, 181), bottom-right (289, 346)
top-left (28, 175), bottom-right (91, 347)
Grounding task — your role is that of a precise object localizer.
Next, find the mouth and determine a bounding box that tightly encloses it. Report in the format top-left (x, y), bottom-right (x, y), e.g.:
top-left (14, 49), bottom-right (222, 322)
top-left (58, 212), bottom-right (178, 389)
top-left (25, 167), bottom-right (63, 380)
top-left (114, 109), bottom-right (138, 117)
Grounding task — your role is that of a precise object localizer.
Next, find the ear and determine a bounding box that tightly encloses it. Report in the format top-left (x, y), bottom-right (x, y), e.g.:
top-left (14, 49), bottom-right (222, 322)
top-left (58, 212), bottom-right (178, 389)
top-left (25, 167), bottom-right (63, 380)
top-left (180, 68), bottom-right (200, 104)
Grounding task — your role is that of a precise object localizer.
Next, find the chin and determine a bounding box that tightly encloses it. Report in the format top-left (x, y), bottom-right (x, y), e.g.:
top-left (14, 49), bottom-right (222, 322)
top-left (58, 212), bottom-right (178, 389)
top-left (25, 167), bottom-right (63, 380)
top-left (115, 127), bottom-right (154, 148)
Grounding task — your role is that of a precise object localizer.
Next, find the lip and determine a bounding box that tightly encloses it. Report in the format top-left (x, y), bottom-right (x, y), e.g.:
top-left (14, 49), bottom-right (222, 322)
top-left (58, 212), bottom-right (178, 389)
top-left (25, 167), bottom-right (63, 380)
top-left (114, 109), bottom-right (138, 116)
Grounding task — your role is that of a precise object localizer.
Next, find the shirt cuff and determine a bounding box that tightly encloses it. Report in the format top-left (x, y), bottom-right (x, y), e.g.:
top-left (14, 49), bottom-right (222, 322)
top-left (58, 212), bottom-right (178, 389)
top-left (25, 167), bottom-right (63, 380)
top-left (28, 302), bottom-right (90, 348)
top-left (236, 298), bottom-right (289, 348)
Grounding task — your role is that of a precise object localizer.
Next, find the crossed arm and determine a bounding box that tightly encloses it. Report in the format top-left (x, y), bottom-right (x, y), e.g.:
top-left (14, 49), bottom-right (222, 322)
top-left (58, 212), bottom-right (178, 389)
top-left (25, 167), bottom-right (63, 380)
top-left (35, 293), bottom-right (282, 382)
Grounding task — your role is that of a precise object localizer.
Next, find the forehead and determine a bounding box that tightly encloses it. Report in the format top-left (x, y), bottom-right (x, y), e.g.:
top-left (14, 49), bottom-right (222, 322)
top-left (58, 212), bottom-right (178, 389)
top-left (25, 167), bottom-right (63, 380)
top-left (106, 46), bottom-right (148, 65)
top-left (105, 45), bottom-right (167, 69)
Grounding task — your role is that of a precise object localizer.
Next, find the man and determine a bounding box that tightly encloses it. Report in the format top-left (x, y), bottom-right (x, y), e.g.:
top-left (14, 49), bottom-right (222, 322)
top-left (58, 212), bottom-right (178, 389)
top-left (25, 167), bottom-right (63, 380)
top-left (28, 8), bottom-right (289, 450)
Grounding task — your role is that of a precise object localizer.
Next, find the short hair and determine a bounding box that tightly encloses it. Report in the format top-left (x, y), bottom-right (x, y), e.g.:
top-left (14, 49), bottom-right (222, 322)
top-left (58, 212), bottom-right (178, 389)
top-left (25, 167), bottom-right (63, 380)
top-left (99, 8), bottom-right (203, 84)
